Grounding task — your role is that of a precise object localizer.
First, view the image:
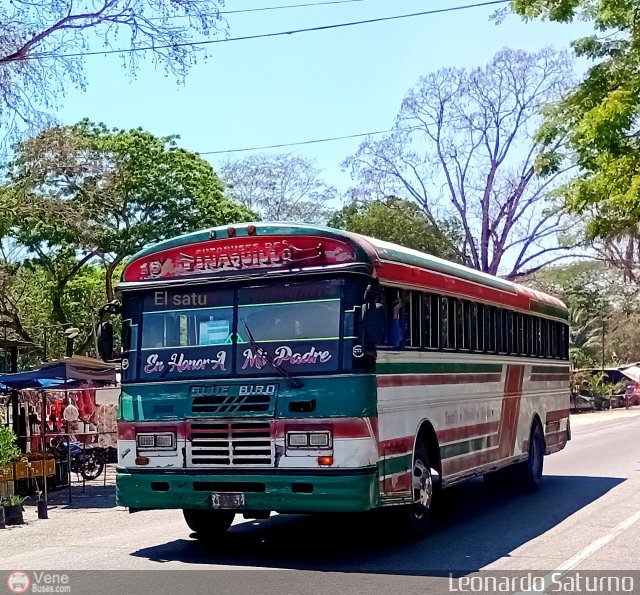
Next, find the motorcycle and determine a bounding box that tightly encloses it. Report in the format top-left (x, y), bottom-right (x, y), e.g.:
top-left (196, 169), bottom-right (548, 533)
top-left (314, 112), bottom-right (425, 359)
top-left (49, 437), bottom-right (106, 481)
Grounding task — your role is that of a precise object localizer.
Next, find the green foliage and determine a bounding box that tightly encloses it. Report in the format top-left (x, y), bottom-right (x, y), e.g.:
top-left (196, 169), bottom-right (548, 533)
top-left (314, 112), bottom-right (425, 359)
top-left (9, 120), bottom-right (256, 275)
top-left (1, 495), bottom-right (26, 506)
top-left (327, 197), bottom-right (464, 262)
top-left (0, 427), bottom-right (19, 471)
top-left (512, 0), bottom-right (640, 237)
top-left (525, 260), bottom-right (640, 365)
top-left (579, 371), bottom-right (626, 410)
top-left (568, 306), bottom-right (602, 368)
top-left (0, 121), bottom-right (256, 358)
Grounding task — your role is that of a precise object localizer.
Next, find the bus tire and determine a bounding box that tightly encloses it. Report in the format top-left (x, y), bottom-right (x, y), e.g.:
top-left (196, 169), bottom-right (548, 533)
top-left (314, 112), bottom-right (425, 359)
top-left (395, 440), bottom-right (434, 538)
top-left (514, 421), bottom-right (545, 491)
top-left (183, 509), bottom-right (235, 539)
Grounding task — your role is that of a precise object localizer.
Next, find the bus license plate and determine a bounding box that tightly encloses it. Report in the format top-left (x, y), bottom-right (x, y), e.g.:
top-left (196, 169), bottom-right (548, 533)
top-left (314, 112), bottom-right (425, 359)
top-left (211, 492), bottom-right (245, 509)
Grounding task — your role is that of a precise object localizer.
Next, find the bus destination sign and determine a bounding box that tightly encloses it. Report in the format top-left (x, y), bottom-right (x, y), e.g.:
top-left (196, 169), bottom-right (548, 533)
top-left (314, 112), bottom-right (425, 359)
top-left (123, 235), bottom-right (356, 282)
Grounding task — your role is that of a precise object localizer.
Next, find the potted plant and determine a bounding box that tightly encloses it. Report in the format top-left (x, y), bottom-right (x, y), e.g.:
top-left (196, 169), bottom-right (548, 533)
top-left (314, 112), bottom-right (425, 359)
top-left (0, 427), bottom-right (19, 499)
top-left (1, 495), bottom-right (26, 525)
top-left (0, 427), bottom-right (23, 526)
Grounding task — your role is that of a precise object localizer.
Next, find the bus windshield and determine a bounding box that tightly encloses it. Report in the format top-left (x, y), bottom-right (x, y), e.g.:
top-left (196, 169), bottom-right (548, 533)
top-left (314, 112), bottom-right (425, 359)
top-left (122, 278), bottom-right (364, 382)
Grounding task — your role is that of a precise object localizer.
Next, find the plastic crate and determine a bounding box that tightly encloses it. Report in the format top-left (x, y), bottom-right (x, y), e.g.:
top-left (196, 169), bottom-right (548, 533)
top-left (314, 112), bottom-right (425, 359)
top-left (28, 460), bottom-right (44, 476)
top-left (44, 459), bottom-right (55, 477)
top-left (12, 461), bottom-right (28, 480)
top-left (0, 464), bottom-right (13, 482)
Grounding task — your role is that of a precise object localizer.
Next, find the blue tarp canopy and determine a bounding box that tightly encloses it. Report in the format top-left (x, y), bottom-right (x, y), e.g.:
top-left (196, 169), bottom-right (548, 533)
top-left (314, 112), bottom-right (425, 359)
top-left (0, 356), bottom-right (116, 390)
top-left (0, 378), bottom-right (64, 390)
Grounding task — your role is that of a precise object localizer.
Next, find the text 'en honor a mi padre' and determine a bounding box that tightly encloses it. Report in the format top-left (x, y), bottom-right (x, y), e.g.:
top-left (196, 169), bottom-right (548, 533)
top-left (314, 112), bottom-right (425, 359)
top-left (142, 346), bottom-right (333, 374)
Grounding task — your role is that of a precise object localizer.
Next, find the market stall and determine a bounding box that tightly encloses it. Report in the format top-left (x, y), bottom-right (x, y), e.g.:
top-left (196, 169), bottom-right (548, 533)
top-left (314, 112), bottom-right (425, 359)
top-left (0, 357), bottom-right (118, 501)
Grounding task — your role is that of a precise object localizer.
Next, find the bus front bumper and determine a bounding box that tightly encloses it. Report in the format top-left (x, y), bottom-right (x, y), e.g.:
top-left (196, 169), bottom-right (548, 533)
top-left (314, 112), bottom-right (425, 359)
top-left (116, 467), bottom-right (379, 513)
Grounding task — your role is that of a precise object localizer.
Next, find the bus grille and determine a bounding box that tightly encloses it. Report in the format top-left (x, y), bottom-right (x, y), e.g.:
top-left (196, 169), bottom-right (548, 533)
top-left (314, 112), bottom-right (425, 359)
top-left (191, 393), bottom-right (272, 414)
top-left (188, 421), bottom-right (274, 466)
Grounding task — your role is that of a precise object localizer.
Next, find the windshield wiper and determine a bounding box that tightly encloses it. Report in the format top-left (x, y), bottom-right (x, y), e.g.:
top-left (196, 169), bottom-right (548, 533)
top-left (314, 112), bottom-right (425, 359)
top-left (242, 321), bottom-right (303, 389)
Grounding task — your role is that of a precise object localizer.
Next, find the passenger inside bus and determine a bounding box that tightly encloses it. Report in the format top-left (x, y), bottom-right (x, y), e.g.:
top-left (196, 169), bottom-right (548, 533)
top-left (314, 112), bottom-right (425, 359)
top-left (379, 288), bottom-right (410, 350)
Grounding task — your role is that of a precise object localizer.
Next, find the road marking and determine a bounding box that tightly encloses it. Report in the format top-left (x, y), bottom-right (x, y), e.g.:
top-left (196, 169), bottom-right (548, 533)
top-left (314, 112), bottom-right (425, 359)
top-left (516, 507), bottom-right (640, 594)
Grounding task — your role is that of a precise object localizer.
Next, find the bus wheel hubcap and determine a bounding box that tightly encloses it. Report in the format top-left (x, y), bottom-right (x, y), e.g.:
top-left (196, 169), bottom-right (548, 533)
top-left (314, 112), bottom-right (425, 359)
top-left (412, 460), bottom-right (432, 517)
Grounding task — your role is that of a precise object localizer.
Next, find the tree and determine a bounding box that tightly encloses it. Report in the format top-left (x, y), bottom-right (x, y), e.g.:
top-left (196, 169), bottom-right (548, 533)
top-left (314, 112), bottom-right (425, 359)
top-left (327, 197), bottom-right (463, 261)
top-left (220, 154), bottom-right (336, 224)
top-left (512, 0), bottom-right (640, 240)
top-left (1, 121), bottom-right (255, 355)
top-left (8, 120), bottom-right (255, 302)
top-left (524, 260), bottom-right (640, 366)
top-left (568, 306), bottom-right (602, 368)
top-left (0, 0), bottom-right (226, 138)
top-left (345, 48), bottom-right (579, 279)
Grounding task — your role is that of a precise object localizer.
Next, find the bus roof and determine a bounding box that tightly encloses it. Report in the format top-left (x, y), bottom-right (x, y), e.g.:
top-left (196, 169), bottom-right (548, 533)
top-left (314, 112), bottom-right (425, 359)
top-left (122, 222), bottom-right (567, 319)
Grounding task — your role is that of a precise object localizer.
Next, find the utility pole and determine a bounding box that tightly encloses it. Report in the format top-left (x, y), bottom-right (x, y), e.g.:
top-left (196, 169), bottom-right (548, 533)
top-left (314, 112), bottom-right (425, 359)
top-left (601, 307), bottom-right (611, 411)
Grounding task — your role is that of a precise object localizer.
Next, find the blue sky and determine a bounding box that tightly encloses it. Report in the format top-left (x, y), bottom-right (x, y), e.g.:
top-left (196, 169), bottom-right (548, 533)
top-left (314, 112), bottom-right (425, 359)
top-left (58, 0), bottom-right (592, 197)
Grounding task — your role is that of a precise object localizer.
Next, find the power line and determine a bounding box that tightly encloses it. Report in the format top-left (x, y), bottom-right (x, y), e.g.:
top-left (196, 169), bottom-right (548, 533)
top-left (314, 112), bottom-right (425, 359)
top-left (199, 126), bottom-right (417, 155)
top-left (25, 0), bottom-right (510, 62)
top-left (151, 0), bottom-right (427, 20)
top-left (210, 0), bottom-right (380, 16)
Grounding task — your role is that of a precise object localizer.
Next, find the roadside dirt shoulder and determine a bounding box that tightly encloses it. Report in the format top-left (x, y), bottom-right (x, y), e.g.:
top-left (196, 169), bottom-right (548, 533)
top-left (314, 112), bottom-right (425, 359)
top-left (570, 406), bottom-right (640, 428)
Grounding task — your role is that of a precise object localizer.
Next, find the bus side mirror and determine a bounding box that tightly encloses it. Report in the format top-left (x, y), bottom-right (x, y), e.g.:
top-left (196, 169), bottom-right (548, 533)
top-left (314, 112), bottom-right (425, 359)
top-left (97, 321), bottom-right (114, 362)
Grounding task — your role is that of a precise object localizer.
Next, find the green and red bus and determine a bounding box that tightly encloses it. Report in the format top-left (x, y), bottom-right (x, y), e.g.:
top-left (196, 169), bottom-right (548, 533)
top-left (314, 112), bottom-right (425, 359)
top-left (113, 222), bottom-right (570, 536)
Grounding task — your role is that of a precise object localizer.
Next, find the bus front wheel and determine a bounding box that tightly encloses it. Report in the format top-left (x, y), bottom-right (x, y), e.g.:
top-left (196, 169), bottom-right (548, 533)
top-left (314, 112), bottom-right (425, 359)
top-left (394, 440), bottom-right (434, 538)
top-left (183, 509), bottom-right (235, 539)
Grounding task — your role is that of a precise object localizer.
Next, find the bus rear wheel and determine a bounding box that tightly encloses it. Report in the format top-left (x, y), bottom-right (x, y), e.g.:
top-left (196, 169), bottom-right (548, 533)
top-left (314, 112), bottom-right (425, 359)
top-left (514, 422), bottom-right (545, 491)
top-left (183, 509), bottom-right (235, 539)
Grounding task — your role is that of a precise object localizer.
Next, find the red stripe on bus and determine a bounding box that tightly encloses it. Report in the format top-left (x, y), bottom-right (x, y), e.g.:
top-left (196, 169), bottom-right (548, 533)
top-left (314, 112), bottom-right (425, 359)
top-left (377, 262), bottom-right (530, 311)
top-left (379, 436), bottom-right (414, 456)
top-left (530, 373), bottom-right (568, 382)
top-left (443, 365), bottom-right (525, 475)
top-left (546, 409), bottom-right (570, 423)
top-left (381, 471), bottom-right (412, 494)
top-left (442, 450), bottom-right (498, 475)
top-left (437, 421), bottom-right (500, 444)
top-left (545, 429), bottom-right (568, 448)
top-left (118, 421), bottom-right (186, 440)
top-left (496, 365), bottom-right (524, 459)
top-left (377, 373), bottom-right (502, 388)
top-left (273, 418), bottom-right (373, 440)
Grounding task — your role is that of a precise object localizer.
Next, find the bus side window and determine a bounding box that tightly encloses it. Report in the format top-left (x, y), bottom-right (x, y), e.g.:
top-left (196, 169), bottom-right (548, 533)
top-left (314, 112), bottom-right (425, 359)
top-left (477, 304), bottom-right (485, 352)
top-left (441, 297), bottom-right (455, 350)
top-left (408, 291), bottom-right (422, 349)
top-left (469, 302), bottom-right (478, 351)
top-left (534, 317), bottom-right (542, 357)
top-left (485, 307), bottom-right (496, 353)
top-left (381, 287), bottom-right (410, 350)
top-left (424, 294), bottom-right (439, 350)
top-left (455, 300), bottom-right (465, 350)
top-left (505, 310), bottom-right (514, 354)
top-left (516, 313), bottom-right (524, 356)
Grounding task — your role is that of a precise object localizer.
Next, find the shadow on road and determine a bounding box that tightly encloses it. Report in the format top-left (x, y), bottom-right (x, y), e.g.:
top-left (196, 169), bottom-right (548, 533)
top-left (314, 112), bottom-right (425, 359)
top-left (131, 475), bottom-right (623, 575)
top-left (22, 484), bottom-right (117, 510)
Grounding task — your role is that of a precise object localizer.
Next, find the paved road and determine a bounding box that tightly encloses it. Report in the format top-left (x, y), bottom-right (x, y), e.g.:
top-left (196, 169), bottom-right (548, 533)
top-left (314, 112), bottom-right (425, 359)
top-left (2, 410), bottom-right (640, 594)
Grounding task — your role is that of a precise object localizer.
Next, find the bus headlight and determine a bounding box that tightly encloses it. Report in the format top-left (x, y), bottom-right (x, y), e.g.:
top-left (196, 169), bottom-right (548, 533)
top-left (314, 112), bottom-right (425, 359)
top-left (286, 430), bottom-right (332, 450)
top-left (137, 432), bottom-right (176, 450)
